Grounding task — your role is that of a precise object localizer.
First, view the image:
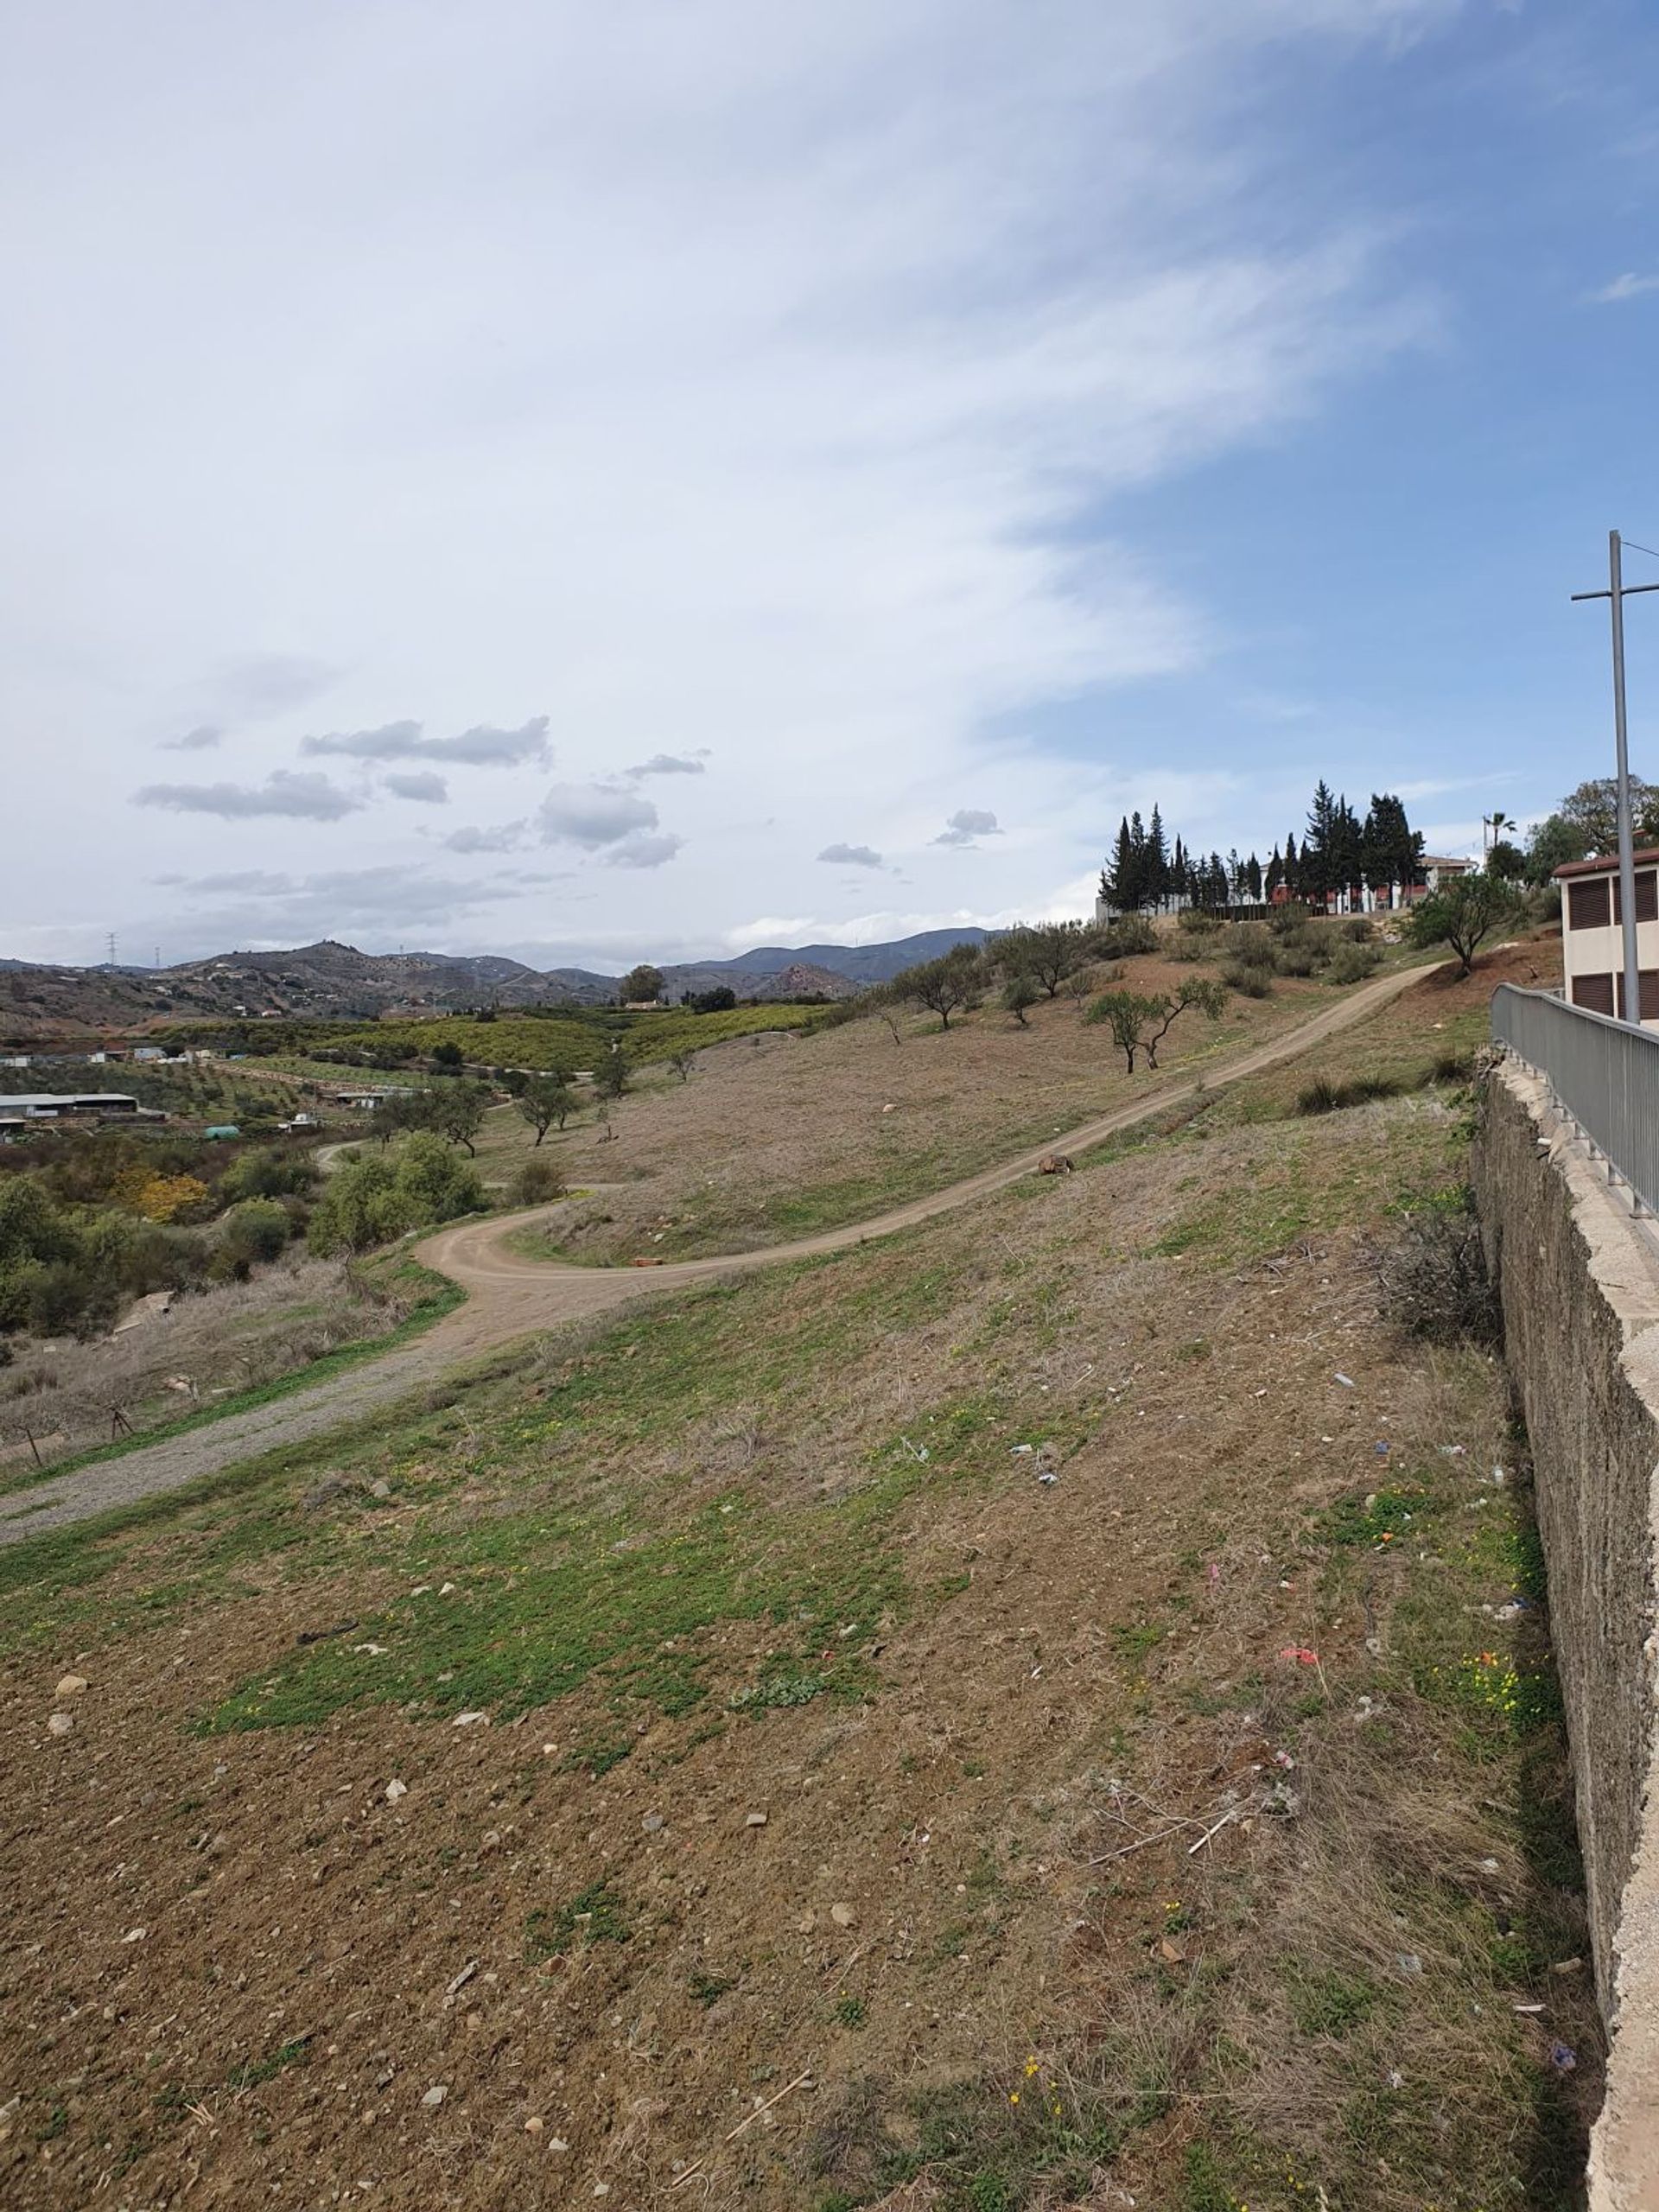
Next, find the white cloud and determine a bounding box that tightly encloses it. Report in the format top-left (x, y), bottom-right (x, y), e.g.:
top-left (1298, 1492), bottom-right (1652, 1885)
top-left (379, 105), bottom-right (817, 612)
top-left (161, 722), bottom-right (222, 752)
top-left (442, 820), bottom-right (527, 853)
top-left (3, 0), bottom-right (1459, 961)
top-left (385, 768), bottom-right (448, 802)
top-left (537, 783), bottom-right (660, 849)
top-left (626, 753), bottom-right (706, 779)
top-left (603, 830), bottom-right (686, 868)
top-left (1588, 272), bottom-right (1659, 304)
top-left (932, 807), bottom-right (1003, 846)
top-left (302, 716), bottom-right (550, 766)
top-left (817, 842), bottom-right (885, 868)
top-left (132, 769), bottom-right (362, 821)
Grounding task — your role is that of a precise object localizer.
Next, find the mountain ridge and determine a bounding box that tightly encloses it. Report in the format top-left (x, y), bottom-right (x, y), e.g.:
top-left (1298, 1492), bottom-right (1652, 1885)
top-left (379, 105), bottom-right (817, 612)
top-left (0, 928), bottom-right (995, 1037)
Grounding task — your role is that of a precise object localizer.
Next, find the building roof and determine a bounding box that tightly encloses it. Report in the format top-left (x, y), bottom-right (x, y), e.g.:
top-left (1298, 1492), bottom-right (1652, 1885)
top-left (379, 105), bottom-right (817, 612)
top-left (1421, 855), bottom-right (1475, 869)
top-left (0, 1092), bottom-right (138, 1112)
top-left (1554, 848), bottom-right (1659, 880)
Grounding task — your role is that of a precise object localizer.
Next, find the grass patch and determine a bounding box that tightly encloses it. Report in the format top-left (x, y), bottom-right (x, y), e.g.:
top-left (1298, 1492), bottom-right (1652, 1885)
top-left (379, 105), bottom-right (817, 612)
top-left (524, 1881), bottom-right (632, 1961)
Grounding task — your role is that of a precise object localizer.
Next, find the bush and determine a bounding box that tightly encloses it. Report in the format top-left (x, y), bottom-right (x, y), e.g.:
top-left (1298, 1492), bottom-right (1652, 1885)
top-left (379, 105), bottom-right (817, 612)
top-left (1371, 1198), bottom-right (1499, 1346)
top-left (1096, 913), bottom-right (1157, 958)
top-left (215, 1198), bottom-right (291, 1279)
top-left (1178, 907), bottom-right (1222, 938)
top-left (512, 1158), bottom-right (568, 1206)
top-left (217, 1147), bottom-right (318, 1204)
top-left (1221, 961), bottom-right (1273, 999)
top-left (1225, 925), bottom-right (1276, 972)
top-left (1326, 941), bottom-right (1383, 986)
top-left (1274, 941), bottom-right (1319, 978)
top-left (1296, 1073), bottom-right (1401, 1116)
top-left (308, 1134), bottom-right (485, 1255)
top-left (1269, 900), bottom-right (1317, 936)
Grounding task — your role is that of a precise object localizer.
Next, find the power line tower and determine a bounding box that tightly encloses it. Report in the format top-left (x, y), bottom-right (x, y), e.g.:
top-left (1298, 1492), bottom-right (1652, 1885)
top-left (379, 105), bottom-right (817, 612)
top-left (106, 931), bottom-right (117, 969)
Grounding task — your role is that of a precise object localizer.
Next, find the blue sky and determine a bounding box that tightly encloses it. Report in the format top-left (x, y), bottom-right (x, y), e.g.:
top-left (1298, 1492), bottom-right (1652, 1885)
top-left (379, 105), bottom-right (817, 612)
top-left (3, 0), bottom-right (1657, 970)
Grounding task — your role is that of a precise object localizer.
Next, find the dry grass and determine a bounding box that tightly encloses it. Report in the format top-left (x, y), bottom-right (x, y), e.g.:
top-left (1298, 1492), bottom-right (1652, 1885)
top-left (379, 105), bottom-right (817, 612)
top-left (466, 956), bottom-right (1385, 1264)
top-left (0, 965), bottom-right (1595, 2209)
top-left (0, 1258), bottom-right (419, 1465)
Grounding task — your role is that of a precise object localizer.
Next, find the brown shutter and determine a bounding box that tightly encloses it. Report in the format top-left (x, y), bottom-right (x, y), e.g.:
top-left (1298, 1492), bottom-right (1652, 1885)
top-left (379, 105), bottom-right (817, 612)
top-left (1611, 870), bottom-right (1659, 924)
top-left (1568, 877), bottom-right (1612, 931)
top-left (1613, 970), bottom-right (1659, 1020)
top-left (1573, 971), bottom-right (1616, 1015)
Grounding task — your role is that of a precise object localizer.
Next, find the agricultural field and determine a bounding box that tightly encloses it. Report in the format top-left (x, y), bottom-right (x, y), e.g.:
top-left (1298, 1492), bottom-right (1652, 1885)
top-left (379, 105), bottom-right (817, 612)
top-left (307, 1001), bottom-right (827, 1078)
top-left (0, 941), bottom-right (1596, 2210)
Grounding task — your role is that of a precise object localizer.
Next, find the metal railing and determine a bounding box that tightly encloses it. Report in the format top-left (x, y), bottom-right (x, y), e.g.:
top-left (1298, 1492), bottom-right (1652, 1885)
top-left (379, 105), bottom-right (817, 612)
top-left (1491, 982), bottom-right (1659, 1214)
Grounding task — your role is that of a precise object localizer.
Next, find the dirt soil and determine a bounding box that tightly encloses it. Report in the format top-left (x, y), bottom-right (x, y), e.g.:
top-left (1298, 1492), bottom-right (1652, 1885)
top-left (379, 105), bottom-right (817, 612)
top-left (0, 941), bottom-right (1598, 2212)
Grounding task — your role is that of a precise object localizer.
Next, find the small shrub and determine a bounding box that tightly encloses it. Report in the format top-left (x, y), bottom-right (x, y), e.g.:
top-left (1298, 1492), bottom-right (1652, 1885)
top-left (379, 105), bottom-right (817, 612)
top-left (1274, 941), bottom-right (1318, 978)
top-left (1340, 916), bottom-right (1374, 942)
top-left (1226, 925), bottom-right (1276, 972)
top-left (512, 1158), bottom-right (568, 1206)
top-left (1371, 1199), bottom-right (1500, 1345)
top-left (1178, 906), bottom-right (1222, 938)
top-left (1297, 1072), bottom-right (1401, 1115)
top-left (1096, 913), bottom-right (1157, 958)
top-left (1326, 941), bottom-right (1382, 985)
top-left (1221, 961), bottom-right (1273, 999)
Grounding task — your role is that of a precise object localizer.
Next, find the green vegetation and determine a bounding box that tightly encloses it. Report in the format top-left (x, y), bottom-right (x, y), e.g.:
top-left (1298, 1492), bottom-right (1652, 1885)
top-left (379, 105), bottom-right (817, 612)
top-left (0, 1136), bottom-right (321, 1339)
top-left (306, 1132), bottom-right (485, 1254)
top-left (307, 1001), bottom-right (823, 1077)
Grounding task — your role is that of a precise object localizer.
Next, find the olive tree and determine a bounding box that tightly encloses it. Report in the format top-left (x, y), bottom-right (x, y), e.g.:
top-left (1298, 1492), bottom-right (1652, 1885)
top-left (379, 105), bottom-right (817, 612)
top-left (1407, 873), bottom-right (1523, 977)
top-left (890, 944), bottom-right (987, 1031)
top-left (518, 1075), bottom-right (575, 1145)
top-left (1085, 978), bottom-right (1225, 1072)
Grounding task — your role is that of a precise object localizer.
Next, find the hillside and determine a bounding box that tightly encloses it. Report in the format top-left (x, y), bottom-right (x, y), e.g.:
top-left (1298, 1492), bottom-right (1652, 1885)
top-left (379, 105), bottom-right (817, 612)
top-left (0, 950), bottom-right (1597, 2209)
top-left (0, 937), bottom-right (919, 1039)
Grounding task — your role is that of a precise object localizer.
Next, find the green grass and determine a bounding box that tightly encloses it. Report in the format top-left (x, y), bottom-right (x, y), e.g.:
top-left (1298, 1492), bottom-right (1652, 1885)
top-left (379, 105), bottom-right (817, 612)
top-left (524, 1880), bottom-right (632, 1961)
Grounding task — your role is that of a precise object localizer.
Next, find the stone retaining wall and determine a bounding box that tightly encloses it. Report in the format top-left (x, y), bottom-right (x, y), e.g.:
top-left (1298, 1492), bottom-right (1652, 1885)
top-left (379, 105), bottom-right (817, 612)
top-left (1473, 1062), bottom-right (1659, 2206)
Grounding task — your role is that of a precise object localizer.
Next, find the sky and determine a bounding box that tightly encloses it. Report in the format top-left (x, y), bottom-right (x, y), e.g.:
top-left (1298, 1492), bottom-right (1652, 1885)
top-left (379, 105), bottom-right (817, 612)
top-left (3, 0), bottom-right (1658, 975)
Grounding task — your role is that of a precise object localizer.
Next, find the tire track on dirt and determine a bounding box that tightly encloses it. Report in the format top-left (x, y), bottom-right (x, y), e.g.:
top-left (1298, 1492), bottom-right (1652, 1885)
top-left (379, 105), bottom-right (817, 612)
top-left (0, 964), bottom-right (1435, 1544)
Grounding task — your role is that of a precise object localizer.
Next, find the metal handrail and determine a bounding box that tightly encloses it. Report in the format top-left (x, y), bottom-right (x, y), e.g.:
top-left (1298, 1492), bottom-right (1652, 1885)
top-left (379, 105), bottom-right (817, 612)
top-left (1491, 982), bottom-right (1659, 1213)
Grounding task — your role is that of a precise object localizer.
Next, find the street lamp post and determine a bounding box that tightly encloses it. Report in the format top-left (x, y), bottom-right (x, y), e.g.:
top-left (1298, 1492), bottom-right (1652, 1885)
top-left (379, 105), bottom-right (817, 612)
top-left (1573, 531), bottom-right (1659, 1027)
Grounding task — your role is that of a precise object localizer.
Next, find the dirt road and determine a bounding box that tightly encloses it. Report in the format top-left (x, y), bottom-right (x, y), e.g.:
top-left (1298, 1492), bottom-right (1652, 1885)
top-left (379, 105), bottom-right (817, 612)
top-left (0, 964), bottom-right (1433, 1544)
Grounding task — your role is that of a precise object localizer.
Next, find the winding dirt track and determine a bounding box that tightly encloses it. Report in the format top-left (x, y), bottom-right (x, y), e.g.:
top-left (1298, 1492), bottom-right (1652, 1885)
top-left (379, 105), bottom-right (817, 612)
top-left (0, 965), bottom-right (1433, 1546)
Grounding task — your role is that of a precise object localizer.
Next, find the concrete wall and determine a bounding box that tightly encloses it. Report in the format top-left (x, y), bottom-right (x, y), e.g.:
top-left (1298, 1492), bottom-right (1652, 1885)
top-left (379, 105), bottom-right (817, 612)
top-left (1473, 1063), bottom-right (1659, 2206)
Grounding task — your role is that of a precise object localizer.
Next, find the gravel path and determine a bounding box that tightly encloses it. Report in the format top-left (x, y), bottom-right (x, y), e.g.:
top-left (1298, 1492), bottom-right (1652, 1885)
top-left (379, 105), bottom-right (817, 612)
top-left (0, 965), bottom-right (1433, 1547)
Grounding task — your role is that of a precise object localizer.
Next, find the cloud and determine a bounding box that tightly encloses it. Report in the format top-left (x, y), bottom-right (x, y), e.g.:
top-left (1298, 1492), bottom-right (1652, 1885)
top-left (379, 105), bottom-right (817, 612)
top-left (384, 769), bottom-right (448, 803)
top-left (162, 723), bottom-right (222, 752)
top-left (1588, 272), bottom-right (1659, 304)
top-left (132, 769), bottom-right (362, 821)
top-left (625, 753), bottom-right (706, 779)
top-left (537, 783), bottom-right (660, 849)
top-left (817, 842), bottom-right (885, 868)
top-left (301, 715), bottom-right (550, 766)
top-left (442, 821), bottom-right (528, 853)
top-left (932, 808), bottom-right (1003, 847)
top-left (603, 831), bottom-right (685, 868)
top-left (154, 862), bottom-right (522, 940)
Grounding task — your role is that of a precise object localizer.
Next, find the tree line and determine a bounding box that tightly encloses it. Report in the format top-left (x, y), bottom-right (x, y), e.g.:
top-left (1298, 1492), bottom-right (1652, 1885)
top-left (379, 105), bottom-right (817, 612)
top-left (1101, 786), bottom-right (1425, 912)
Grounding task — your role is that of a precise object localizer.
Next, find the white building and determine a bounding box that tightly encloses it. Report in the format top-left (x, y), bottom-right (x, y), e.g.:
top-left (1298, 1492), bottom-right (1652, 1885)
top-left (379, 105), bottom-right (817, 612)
top-left (1556, 849), bottom-right (1659, 1025)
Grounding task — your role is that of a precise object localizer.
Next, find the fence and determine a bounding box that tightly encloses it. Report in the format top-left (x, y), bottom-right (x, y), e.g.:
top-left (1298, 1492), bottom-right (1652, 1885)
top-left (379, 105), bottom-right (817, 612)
top-left (1491, 982), bottom-right (1659, 1215)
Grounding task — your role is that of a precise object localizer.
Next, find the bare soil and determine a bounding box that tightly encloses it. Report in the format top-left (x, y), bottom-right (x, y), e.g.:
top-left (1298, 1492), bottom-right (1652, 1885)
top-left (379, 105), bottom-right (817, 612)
top-left (0, 944), bottom-right (1593, 2210)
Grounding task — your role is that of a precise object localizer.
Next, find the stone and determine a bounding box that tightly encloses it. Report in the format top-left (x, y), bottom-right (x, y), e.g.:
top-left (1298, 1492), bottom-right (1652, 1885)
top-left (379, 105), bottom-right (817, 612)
top-left (452, 1712), bottom-right (489, 1727)
top-left (524, 2116), bottom-right (543, 2135)
top-left (745, 1812), bottom-right (768, 1828)
top-left (550, 2137), bottom-right (570, 2152)
top-left (370, 1479), bottom-right (391, 1499)
top-left (642, 1813), bottom-right (664, 1834)
top-left (421, 2085), bottom-right (448, 2109)
top-left (830, 1903), bottom-right (855, 1929)
top-left (385, 1779), bottom-right (408, 1803)
top-left (54, 1675), bottom-right (88, 1699)
top-left (47, 1712), bottom-right (73, 1737)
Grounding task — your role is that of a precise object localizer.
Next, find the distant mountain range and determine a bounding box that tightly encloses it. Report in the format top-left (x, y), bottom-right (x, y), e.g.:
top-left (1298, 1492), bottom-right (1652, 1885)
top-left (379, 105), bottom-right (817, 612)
top-left (0, 928), bottom-right (994, 1038)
